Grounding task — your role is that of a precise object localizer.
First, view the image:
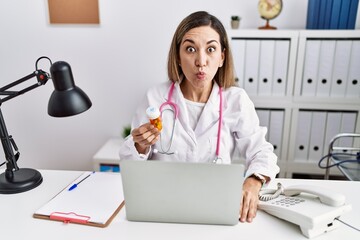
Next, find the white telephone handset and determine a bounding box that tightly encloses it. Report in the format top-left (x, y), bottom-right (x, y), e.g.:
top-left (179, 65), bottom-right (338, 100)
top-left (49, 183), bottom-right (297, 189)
top-left (258, 183), bottom-right (352, 239)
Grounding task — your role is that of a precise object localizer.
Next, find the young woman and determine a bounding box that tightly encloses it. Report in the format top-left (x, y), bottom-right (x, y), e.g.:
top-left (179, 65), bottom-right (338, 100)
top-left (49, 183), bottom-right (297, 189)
top-left (119, 11), bottom-right (279, 223)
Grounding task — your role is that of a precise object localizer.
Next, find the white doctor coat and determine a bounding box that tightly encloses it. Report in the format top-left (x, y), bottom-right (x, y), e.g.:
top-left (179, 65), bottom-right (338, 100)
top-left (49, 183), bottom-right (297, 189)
top-left (119, 81), bottom-right (280, 180)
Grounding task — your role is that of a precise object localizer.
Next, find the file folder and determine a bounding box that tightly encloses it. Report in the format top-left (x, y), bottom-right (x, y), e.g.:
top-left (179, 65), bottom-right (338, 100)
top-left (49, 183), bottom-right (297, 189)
top-left (33, 172), bottom-right (124, 227)
top-left (323, 112), bottom-right (342, 155)
top-left (308, 111), bottom-right (327, 162)
top-left (258, 40), bottom-right (275, 96)
top-left (256, 109), bottom-right (270, 141)
top-left (346, 40), bottom-right (360, 97)
top-left (231, 39), bottom-right (246, 88)
top-left (268, 110), bottom-right (284, 158)
top-left (295, 111), bottom-right (312, 161)
top-left (244, 40), bottom-right (260, 95)
top-left (338, 0), bottom-right (351, 29)
top-left (316, 40), bottom-right (335, 97)
top-left (339, 112), bottom-right (357, 148)
top-left (302, 40), bottom-right (321, 96)
top-left (330, 40), bottom-right (352, 97)
top-left (272, 40), bottom-right (289, 96)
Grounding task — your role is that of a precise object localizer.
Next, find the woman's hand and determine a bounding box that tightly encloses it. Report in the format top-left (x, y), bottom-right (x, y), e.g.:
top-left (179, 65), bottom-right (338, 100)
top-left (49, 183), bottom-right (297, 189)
top-left (239, 177), bottom-right (262, 223)
top-left (132, 123), bottom-right (160, 154)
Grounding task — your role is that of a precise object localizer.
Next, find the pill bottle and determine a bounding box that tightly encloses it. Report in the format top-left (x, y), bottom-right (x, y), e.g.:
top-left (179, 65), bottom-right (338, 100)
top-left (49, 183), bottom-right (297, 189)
top-left (146, 106), bottom-right (162, 131)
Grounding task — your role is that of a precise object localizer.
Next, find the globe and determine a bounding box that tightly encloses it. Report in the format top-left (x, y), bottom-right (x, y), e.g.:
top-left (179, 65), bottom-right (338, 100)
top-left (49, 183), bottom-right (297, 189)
top-left (258, 0), bottom-right (283, 29)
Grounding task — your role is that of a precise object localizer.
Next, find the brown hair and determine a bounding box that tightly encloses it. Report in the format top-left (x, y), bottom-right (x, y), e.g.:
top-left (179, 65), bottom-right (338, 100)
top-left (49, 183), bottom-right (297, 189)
top-left (167, 11), bottom-right (236, 89)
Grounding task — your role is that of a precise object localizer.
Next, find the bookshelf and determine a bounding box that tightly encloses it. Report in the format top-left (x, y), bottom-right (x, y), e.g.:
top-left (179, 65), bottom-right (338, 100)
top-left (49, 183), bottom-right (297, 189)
top-left (228, 29), bottom-right (360, 178)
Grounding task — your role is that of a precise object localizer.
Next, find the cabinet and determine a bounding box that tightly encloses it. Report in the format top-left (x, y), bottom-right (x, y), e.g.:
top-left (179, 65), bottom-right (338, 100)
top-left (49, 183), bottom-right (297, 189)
top-left (228, 30), bottom-right (360, 178)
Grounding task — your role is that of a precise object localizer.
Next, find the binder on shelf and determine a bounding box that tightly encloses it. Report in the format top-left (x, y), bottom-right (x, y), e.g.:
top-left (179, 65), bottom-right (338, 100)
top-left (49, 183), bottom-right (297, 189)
top-left (294, 111), bottom-right (312, 161)
top-left (324, 0), bottom-right (334, 29)
top-left (258, 40), bottom-right (275, 96)
top-left (301, 40), bottom-right (321, 96)
top-left (338, 0), bottom-right (351, 29)
top-left (231, 39), bottom-right (246, 88)
top-left (330, 40), bottom-right (352, 97)
top-left (308, 111), bottom-right (327, 162)
top-left (330, 0), bottom-right (342, 29)
top-left (244, 40), bottom-right (260, 95)
top-left (272, 40), bottom-right (289, 96)
top-left (33, 171), bottom-right (125, 227)
top-left (347, 0), bottom-right (359, 29)
top-left (346, 40), bottom-right (360, 98)
top-left (256, 109), bottom-right (270, 141)
top-left (323, 112), bottom-right (342, 155)
top-left (268, 110), bottom-right (284, 158)
top-left (339, 112), bottom-right (357, 148)
top-left (318, 0), bottom-right (328, 29)
top-left (306, 0), bottom-right (320, 29)
top-left (316, 40), bottom-right (335, 97)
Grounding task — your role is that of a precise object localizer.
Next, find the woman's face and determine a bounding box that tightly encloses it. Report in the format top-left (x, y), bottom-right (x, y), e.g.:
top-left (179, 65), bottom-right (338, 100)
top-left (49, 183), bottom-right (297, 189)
top-left (179, 26), bottom-right (224, 91)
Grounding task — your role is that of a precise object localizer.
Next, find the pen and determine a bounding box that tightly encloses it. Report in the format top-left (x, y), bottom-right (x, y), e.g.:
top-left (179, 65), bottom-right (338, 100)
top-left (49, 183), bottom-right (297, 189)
top-left (68, 171), bottom-right (95, 191)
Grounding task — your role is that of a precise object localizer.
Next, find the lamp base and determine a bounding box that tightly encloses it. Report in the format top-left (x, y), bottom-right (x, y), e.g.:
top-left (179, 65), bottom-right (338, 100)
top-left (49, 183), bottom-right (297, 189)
top-left (0, 168), bottom-right (43, 194)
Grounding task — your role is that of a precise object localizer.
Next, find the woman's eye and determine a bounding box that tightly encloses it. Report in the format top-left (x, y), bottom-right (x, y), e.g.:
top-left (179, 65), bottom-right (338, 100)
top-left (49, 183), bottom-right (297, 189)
top-left (186, 46), bottom-right (196, 53)
top-left (208, 47), bottom-right (216, 53)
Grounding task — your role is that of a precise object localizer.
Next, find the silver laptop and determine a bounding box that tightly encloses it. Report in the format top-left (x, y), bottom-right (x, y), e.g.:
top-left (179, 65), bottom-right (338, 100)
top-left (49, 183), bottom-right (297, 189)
top-left (120, 160), bottom-right (244, 225)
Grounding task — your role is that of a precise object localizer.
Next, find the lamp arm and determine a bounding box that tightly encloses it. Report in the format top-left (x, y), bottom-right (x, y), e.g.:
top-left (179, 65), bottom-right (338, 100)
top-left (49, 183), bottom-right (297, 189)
top-left (0, 69), bottom-right (50, 179)
top-left (0, 70), bottom-right (50, 104)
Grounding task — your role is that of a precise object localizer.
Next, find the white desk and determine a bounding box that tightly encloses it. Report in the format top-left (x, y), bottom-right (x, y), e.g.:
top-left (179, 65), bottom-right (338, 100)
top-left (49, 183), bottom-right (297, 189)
top-left (0, 169), bottom-right (359, 240)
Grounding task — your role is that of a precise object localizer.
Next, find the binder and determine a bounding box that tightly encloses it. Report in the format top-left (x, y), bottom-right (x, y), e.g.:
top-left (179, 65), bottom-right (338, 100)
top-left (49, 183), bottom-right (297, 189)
top-left (347, 0), bottom-right (359, 29)
top-left (294, 111), bottom-right (312, 161)
top-left (256, 109), bottom-right (270, 141)
top-left (318, 0), bottom-right (328, 29)
top-left (338, 0), bottom-right (351, 29)
top-left (258, 40), bottom-right (275, 96)
top-left (308, 111), bottom-right (327, 162)
top-left (345, 40), bottom-right (360, 97)
top-left (339, 112), bottom-right (357, 148)
top-left (324, 0), bottom-right (334, 29)
top-left (231, 39), bottom-right (246, 88)
top-left (316, 40), bottom-right (336, 97)
top-left (306, 0), bottom-right (320, 29)
top-left (244, 40), bottom-right (260, 95)
top-left (330, 40), bottom-right (352, 97)
top-left (302, 40), bottom-right (321, 96)
top-left (272, 40), bottom-right (289, 96)
top-left (330, 0), bottom-right (342, 29)
top-left (268, 110), bottom-right (284, 158)
top-left (33, 171), bottom-right (125, 227)
top-left (323, 112), bottom-right (342, 155)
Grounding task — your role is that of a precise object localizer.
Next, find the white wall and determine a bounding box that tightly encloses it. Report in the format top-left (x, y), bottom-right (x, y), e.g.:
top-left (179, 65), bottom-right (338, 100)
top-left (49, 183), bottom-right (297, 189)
top-left (0, 0), bottom-right (359, 171)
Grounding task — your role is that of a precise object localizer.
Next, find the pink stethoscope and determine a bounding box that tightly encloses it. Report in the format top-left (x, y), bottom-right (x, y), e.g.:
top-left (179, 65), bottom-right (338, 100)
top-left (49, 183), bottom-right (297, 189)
top-left (155, 82), bottom-right (223, 164)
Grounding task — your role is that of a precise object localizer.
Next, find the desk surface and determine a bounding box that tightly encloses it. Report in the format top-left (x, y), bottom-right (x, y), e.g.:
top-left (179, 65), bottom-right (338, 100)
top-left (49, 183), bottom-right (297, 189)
top-left (0, 169), bottom-right (359, 240)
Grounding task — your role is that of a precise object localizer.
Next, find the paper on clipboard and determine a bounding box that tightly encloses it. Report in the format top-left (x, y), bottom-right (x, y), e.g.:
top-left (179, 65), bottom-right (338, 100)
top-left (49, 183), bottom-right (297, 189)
top-left (33, 171), bottom-right (124, 227)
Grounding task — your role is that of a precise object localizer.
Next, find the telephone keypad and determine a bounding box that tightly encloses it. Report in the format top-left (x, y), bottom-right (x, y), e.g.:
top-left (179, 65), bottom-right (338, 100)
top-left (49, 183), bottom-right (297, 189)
top-left (271, 197), bottom-right (305, 207)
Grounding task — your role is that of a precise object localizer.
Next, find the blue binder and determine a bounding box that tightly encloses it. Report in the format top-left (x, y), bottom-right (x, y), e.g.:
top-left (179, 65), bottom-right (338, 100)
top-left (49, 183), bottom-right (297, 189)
top-left (347, 0), bottom-right (359, 29)
top-left (307, 0), bottom-right (321, 29)
top-left (330, 0), bottom-right (343, 29)
top-left (324, 0), bottom-right (334, 29)
top-left (338, 0), bottom-right (351, 29)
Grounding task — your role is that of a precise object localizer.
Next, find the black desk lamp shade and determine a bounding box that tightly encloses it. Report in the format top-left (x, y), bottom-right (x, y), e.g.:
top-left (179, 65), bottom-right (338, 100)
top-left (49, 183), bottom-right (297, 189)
top-left (0, 57), bottom-right (91, 194)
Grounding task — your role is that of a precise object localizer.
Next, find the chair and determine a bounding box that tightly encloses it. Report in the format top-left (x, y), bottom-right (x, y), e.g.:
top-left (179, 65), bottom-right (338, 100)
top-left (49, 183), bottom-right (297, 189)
top-left (324, 133), bottom-right (360, 180)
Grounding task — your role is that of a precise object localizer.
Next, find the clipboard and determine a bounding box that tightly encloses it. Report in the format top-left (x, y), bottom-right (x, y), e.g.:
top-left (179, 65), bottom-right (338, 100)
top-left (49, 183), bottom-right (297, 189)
top-left (33, 171), bottom-right (125, 227)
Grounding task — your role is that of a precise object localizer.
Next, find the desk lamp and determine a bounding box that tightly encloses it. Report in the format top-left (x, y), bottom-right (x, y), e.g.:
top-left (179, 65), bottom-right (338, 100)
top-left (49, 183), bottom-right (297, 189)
top-left (0, 56), bottom-right (92, 194)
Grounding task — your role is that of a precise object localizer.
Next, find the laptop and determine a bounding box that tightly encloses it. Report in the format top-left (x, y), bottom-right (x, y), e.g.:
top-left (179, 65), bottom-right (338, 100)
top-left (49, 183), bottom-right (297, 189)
top-left (120, 160), bottom-right (244, 225)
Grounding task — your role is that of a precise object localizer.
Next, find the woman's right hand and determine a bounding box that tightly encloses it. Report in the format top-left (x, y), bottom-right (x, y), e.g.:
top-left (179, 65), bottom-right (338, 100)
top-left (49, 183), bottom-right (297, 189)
top-left (132, 123), bottom-right (160, 154)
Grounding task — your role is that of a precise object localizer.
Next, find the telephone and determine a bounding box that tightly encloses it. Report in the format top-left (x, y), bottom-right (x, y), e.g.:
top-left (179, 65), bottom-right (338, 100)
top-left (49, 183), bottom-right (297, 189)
top-left (258, 183), bottom-right (352, 238)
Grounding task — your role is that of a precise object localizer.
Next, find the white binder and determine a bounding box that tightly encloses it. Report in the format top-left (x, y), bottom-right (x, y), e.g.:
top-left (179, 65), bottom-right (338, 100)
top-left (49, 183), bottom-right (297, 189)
top-left (295, 111), bottom-right (312, 161)
top-left (302, 40), bottom-right (321, 96)
top-left (258, 40), bottom-right (275, 96)
top-left (316, 40), bottom-right (335, 97)
top-left (256, 109), bottom-right (270, 141)
top-left (268, 110), bottom-right (284, 158)
top-left (231, 39), bottom-right (246, 88)
top-left (272, 40), bottom-right (289, 96)
top-left (345, 40), bottom-right (360, 98)
top-left (308, 111), bottom-right (327, 162)
top-left (244, 40), bottom-right (260, 95)
top-left (330, 41), bottom-right (352, 97)
top-left (323, 112), bottom-right (342, 155)
top-left (339, 112), bottom-right (357, 148)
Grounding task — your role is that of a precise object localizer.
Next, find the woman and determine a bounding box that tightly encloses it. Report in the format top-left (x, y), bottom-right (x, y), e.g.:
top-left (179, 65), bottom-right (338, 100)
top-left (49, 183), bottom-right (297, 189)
top-left (119, 11), bottom-right (279, 223)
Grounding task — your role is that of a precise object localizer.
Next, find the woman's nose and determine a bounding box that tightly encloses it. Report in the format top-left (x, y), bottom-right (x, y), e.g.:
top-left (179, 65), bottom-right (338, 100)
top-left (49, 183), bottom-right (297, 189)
top-left (195, 52), bottom-right (207, 67)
